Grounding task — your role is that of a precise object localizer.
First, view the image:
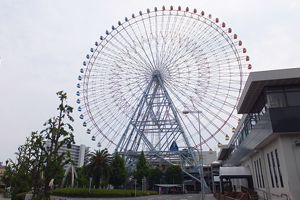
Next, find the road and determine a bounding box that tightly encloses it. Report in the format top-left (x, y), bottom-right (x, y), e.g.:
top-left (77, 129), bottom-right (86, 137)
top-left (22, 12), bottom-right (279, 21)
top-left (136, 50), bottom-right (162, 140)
top-left (51, 193), bottom-right (217, 200)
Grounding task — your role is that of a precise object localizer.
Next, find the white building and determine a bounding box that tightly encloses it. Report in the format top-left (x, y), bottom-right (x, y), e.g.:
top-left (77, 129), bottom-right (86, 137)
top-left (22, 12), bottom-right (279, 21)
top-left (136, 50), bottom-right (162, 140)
top-left (46, 141), bottom-right (90, 168)
top-left (218, 68), bottom-right (300, 200)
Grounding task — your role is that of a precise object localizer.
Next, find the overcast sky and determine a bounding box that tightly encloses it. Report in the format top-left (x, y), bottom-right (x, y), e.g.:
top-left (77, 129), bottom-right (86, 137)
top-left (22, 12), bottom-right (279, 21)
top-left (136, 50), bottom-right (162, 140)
top-left (0, 0), bottom-right (299, 163)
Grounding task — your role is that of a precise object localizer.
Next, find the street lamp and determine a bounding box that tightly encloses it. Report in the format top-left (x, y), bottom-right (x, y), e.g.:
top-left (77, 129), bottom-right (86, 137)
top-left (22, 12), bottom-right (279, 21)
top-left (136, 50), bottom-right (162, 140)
top-left (183, 110), bottom-right (205, 200)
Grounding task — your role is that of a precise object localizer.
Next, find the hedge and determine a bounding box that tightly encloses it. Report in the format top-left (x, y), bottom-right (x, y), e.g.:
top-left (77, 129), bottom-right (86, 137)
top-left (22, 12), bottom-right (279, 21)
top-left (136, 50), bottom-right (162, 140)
top-left (51, 188), bottom-right (158, 198)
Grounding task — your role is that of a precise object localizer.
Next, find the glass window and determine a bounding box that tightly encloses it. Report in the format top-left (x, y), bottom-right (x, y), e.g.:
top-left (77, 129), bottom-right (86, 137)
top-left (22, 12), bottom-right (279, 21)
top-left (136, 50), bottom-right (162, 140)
top-left (271, 151), bottom-right (279, 187)
top-left (267, 87), bottom-right (284, 93)
top-left (286, 92), bottom-right (300, 106)
top-left (254, 160), bottom-right (260, 188)
top-left (259, 158), bottom-right (265, 188)
top-left (267, 93), bottom-right (287, 108)
top-left (267, 153), bottom-right (275, 188)
top-left (275, 149), bottom-right (284, 188)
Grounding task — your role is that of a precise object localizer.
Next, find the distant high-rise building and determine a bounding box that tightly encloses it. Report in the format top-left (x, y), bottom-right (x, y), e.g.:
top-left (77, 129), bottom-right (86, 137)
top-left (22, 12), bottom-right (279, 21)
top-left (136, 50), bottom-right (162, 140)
top-left (45, 141), bottom-right (90, 168)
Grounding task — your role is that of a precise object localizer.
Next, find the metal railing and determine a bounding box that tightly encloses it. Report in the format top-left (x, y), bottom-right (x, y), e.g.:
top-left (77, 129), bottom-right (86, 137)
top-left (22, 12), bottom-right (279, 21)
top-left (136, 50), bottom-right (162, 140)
top-left (255, 188), bottom-right (292, 200)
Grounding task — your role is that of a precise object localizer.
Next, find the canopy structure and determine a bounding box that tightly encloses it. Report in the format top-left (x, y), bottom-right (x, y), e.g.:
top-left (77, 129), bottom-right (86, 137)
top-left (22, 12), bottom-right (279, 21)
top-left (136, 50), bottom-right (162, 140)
top-left (219, 166), bottom-right (253, 194)
top-left (154, 184), bottom-right (182, 194)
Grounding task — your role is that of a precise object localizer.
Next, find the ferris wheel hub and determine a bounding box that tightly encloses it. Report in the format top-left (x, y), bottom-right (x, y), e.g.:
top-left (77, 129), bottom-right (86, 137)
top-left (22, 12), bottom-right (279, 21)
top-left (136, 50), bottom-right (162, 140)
top-left (152, 70), bottom-right (161, 76)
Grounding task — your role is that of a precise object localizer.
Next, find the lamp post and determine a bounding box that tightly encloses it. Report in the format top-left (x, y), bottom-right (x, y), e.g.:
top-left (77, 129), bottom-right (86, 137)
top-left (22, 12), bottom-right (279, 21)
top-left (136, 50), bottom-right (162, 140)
top-left (183, 110), bottom-right (205, 200)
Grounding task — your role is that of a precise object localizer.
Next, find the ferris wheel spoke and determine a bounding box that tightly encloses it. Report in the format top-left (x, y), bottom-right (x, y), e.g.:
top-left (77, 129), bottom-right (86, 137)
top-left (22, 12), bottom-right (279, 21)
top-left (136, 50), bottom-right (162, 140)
top-left (79, 7), bottom-right (250, 151)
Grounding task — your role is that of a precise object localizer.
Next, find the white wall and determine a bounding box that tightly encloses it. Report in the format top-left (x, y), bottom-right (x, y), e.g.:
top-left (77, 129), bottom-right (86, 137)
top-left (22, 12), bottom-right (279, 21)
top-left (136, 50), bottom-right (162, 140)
top-left (240, 135), bottom-right (300, 200)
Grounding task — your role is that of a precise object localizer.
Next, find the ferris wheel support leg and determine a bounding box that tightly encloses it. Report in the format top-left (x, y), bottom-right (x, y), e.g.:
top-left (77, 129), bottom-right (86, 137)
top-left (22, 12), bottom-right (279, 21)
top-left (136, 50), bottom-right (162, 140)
top-left (156, 75), bottom-right (208, 187)
top-left (115, 77), bottom-right (155, 153)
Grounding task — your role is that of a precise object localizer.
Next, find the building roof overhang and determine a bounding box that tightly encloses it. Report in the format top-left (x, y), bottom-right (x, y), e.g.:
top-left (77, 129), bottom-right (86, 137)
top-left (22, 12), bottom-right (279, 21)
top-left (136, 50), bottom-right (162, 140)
top-left (219, 166), bottom-right (252, 178)
top-left (237, 68), bottom-right (300, 114)
top-left (217, 145), bottom-right (230, 160)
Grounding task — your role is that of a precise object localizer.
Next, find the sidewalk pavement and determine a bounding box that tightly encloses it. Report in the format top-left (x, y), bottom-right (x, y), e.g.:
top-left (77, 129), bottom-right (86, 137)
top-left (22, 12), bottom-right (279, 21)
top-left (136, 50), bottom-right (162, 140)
top-left (51, 193), bottom-right (217, 200)
top-left (0, 192), bottom-right (217, 200)
top-left (0, 194), bottom-right (11, 200)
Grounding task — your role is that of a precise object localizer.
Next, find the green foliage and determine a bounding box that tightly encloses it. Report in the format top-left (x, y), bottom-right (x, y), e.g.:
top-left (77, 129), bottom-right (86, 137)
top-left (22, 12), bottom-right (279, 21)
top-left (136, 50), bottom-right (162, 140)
top-left (41, 91), bottom-right (75, 199)
top-left (50, 188), bottom-right (158, 198)
top-left (148, 167), bottom-right (163, 187)
top-left (164, 165), bottom-right (184, 184)
top-left (86, 149), bottom-right (111, 188)
top-left (8, 91), bottom-right (75, 200)
top-left (76, 165), bottom-right (89, 187)
top-left (12, 192), bottom-right (27, 200)
top-left (133, 151), bottom-right (150, 185)
top-left (109, 151), bottom-right (128, 189)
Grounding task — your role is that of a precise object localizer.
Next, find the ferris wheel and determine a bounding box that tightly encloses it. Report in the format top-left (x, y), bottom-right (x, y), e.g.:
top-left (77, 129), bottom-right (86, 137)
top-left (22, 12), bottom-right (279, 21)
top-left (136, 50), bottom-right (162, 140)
top-left (77, 5), bottom-right (251, 154)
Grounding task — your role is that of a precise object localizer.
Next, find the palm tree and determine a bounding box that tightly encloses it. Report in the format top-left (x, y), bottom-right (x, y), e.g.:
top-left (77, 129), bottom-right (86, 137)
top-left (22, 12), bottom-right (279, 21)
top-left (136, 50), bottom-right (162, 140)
top-left (86, 149), bottom-right (111, 188)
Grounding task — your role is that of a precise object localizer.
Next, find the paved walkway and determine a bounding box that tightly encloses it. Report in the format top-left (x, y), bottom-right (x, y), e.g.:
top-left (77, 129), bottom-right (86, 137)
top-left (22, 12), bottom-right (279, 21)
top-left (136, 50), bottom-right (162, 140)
top-left (51, 193), bottom-right (217, 200)
top-left (0, 192), bottom-right (217, 200)
top-left (0, 194), bottom-right (10, 200)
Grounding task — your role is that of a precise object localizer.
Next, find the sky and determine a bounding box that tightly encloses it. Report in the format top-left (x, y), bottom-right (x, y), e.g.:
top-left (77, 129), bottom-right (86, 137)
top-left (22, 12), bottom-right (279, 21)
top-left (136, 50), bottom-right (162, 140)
top-left (0, 0), bottom-right (299, 163)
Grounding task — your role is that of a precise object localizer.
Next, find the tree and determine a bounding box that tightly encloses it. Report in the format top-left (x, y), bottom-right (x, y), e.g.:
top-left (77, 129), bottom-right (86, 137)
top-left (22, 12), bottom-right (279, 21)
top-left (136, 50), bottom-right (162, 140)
top-left (109, 151), bottom-right (128, 189)
top-left (76, 165), bottom-right (89, 188)
top-left (86, 149), bottom-right (111, 188)
top-left (133, 151), bottom-right (150, 185)
top-left (3, 91), bottom-right (74, 200)
top-left (164, 165), bottom-right (184, 184)
top-left (41, 91), bottom-right (75, 199)
top-left (148, 167), bottom-right (163, 188)
top-left (8, 131), bottom-right (44, 197)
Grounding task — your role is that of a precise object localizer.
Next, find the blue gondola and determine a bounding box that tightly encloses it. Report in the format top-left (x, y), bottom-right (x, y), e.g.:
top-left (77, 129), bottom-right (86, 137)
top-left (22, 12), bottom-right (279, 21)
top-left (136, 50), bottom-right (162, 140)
top-left (147, 9), bottom-right (150, 13)
top-left (139, 11), bottom-right (142, 15)
top-left (78, 76), bottom-right (82, 81)
top-left (106, 30), bottom-right (109, 35)
top-left (77, 83), bottom-right (80, 88)
top-left (80, 68), bottom-right (84, 73)
top-left (86, 54), bottom-right (90, 59)
top-left (100, 36), bottom-right (103, 40)
top-left (118, 21), bottom-right (121, 25)
top-left (90, 48), bottom-right (94, 52)
top-left (132, 14), bottom-right (135, 18)
top-left (95, 41), bottom-right (98, 46)
top-left (125, 17), bottom-right (128, 21)
top-left (83, 61), bottom-right (86, 66)
top-left (77, 99), bottom-right (80, 104)
top-left (87, 129), bottom-right (91, 134)
top-left (76, 91), bottom-right (80, 96)
top-left (78, 107), bottom-right (82, 112)
top-left (83, 122), bottom-right (87, 127)
top-left (112, 25), bottom-right (115, 30)
top-left (91, 136), bottom-right (95, 141)
top-left (79, 114), bottom-right (84, 119)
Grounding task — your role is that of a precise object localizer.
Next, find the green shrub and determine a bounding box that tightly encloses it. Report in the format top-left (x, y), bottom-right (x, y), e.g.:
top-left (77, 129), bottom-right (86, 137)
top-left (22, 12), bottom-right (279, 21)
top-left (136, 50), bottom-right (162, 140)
top-left (13, 192), bottom-right (27, 200)
top-left (51, 188), bottom-right (158, 198)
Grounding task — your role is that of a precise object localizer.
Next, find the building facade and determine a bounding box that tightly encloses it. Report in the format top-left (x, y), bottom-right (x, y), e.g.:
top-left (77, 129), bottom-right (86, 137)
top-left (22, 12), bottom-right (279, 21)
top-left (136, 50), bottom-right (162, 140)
top-left (46, 141), bottom-right (90, 168)
top-left (218, 68), bottom-right (300, 200)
